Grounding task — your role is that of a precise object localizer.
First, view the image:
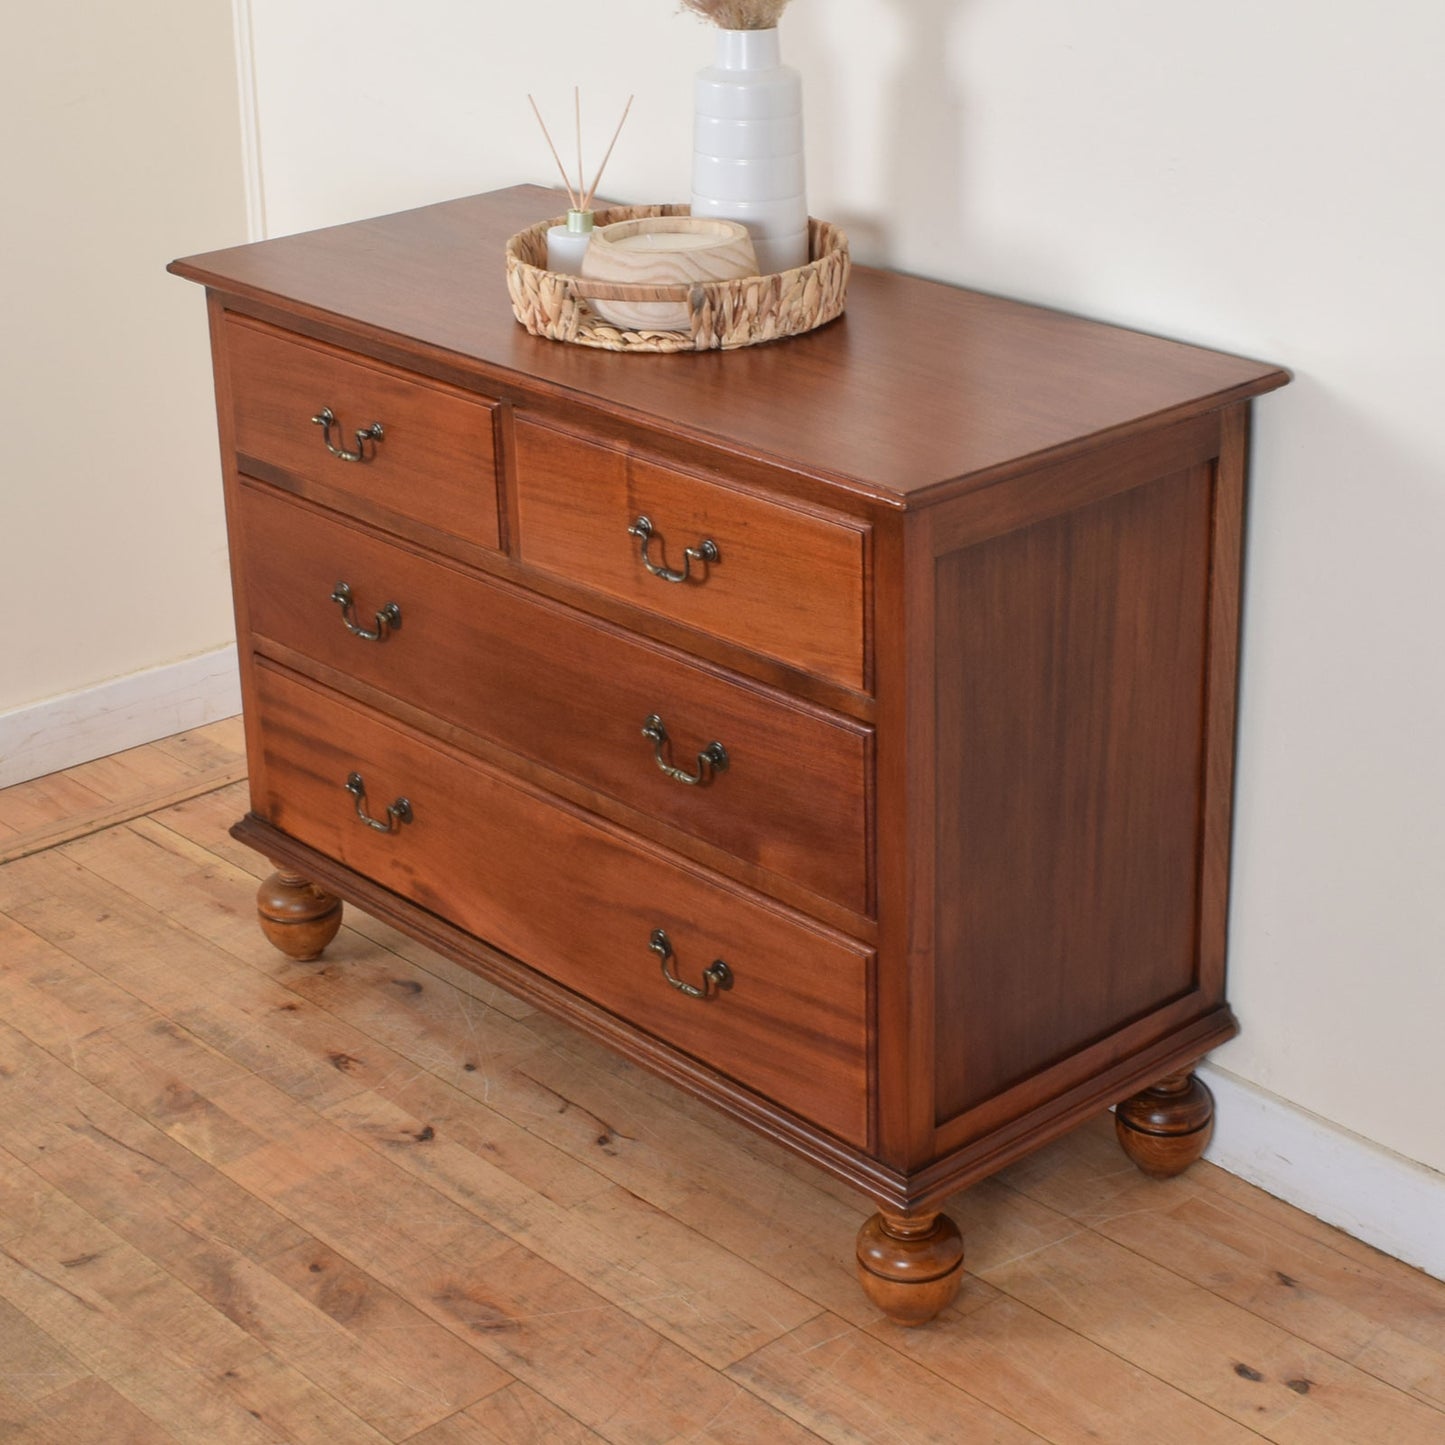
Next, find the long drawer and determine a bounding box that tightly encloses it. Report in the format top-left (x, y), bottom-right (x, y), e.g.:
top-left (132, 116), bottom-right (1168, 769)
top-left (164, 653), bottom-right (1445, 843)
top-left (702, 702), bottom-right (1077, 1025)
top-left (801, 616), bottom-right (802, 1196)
top-left (236, 482), bottom-right (872, 916)
top-left (252, 663), bottom-right (873, 1146)
top-left (514, 418), bottom-right (868, 691)
top-left (224, 314), bottom-right (502, 552)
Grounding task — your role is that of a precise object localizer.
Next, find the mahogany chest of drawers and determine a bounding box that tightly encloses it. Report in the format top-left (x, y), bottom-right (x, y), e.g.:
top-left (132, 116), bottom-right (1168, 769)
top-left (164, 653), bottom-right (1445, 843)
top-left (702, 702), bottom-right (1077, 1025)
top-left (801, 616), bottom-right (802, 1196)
top-left (172, 185), bottom-right (1288, 1325)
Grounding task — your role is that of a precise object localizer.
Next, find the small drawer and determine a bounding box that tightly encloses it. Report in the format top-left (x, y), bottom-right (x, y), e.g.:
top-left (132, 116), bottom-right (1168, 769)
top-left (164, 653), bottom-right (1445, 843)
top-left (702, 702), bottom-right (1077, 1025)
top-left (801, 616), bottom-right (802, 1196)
top-left (252, 664), bottom-right (872, 1146)
top-left (224, 314), bottom-right (502, 551)
top-left (514, 418), bottom-right (868, 691)
top-left (236, 484), bottom-right (872, 916)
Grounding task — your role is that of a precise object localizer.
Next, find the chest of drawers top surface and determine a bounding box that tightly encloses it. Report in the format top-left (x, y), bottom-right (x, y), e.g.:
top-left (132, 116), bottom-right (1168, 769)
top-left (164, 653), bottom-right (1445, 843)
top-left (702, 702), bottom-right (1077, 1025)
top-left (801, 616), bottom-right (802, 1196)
top-left (170, 184), bottom-right (1287, 506)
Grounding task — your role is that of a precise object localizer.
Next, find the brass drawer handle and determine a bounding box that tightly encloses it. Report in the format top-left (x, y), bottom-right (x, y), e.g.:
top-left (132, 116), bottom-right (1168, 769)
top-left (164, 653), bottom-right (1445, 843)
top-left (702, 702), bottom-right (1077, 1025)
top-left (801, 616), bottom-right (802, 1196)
top-left (344, 771), bottom-right (413, 833)
top-left (647, 928), bottom-right (733, 1001)
top-left (627, 515), bottom-right (719, 585)
top-left (330, 581), bottom-right (401, 642)
top-left (312, 406), bottom-right (385, 463)
top-left (641, 714), bottom-right (728, 787)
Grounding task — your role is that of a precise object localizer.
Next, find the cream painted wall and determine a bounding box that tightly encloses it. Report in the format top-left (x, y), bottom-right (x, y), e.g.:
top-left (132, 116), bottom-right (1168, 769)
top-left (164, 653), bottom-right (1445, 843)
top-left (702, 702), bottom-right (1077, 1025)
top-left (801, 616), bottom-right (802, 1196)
top-left (2, 0), bottom-right (247, 714)
top-left (247, 0), bottom-right (1445, 1176)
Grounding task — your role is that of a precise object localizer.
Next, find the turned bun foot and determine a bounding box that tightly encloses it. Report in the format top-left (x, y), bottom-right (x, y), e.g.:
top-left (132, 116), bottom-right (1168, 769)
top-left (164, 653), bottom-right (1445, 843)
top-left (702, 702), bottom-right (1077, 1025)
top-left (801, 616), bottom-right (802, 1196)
top-left (256, 869), bottom-right (343, 961)
top-left (856, 1210), bottom-right (964, 1327)
top-left (1115, 1070), bottom-right (1215, 1178)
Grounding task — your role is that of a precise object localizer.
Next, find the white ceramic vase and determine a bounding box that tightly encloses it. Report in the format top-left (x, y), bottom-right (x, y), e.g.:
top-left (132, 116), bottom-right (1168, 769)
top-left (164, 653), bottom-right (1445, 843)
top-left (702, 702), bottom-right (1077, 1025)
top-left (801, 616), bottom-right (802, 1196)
top-left (691, 28), bottom-right (809, 276)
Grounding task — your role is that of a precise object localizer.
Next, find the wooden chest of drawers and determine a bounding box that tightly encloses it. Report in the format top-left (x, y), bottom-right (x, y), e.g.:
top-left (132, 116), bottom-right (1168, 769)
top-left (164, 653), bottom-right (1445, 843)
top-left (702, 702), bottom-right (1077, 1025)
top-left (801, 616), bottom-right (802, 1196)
top-left (172, 185), bottom-right (1288, 1325)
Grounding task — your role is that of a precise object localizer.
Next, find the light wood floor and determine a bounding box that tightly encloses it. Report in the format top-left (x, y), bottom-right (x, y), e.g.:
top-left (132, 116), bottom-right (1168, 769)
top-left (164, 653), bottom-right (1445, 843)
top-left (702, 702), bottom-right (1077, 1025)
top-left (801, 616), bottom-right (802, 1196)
top-left (0, 722), bottom-right (1442, 1444)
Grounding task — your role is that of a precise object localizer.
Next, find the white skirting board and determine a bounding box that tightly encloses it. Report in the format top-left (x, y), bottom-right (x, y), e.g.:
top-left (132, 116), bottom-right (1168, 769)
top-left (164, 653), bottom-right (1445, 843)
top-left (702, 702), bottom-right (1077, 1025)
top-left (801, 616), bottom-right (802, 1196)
top-left (1200, 1063), bottom-right (1445, 1281)
top-left (0, 646), bottom-right (242, 789)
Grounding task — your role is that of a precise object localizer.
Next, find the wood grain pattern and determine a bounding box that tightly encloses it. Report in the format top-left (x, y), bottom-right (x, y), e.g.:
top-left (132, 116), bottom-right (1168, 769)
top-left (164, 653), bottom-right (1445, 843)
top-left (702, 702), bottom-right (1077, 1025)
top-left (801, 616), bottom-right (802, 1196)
top-left (871, 1289), bottom-right (1263, 1443)
top-left (407, 1384), bottom-right (605, 1444)
top-left (514, 416), bottom-right (868, 689)
top-left (1116, 1070), bottom-right (1217, 1178)
top-left (0, 717), bottom-right (246, 866)
top-left (170, 185), bottom-right (1288, 507)
top-left (0, 1297), bottom-right (88, 1406)
top-left (0, 1145), bottom-right (380, 1444)
top-left (979, 1224), bottom-right (1445, 1442)
top-left (254, 868), bottom-right (343, 961)
top-left (0, 773), bottom-right (110, 838)
top-left (729, 1312), bottom-right (1041, 1442)
top-left (0, 1376), bottom-right (177, 1444)
top-left (1198, 402), bottom-right (1251, 1003)
top-left (29, 1124), bottom-right (506, 1439)
top-left (932, 465), bottom-right (1215, 1122)
top-left (1, 730), bottom-right (1443, 1444)
top-left (235, 481), bottom-right (872, 915)
top-left (318, 1090), bottom-right (822, 1370)
top-left (231, 807), bottom-right (906, 1208)
top-left (1004, 1115), bottom-right (1445, 1414)
top-left (224, 314), bottom-right (502, 551)
top-left (251, 663), bottom-right (873, 1147)
top-left (855, 1209), bottom-right (965, 1327)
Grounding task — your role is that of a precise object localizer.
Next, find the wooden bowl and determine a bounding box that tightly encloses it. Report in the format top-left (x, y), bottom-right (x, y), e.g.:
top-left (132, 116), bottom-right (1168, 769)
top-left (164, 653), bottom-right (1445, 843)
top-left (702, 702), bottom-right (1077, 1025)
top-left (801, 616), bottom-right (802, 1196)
top-left (581, 216), bottom-right (757, 331)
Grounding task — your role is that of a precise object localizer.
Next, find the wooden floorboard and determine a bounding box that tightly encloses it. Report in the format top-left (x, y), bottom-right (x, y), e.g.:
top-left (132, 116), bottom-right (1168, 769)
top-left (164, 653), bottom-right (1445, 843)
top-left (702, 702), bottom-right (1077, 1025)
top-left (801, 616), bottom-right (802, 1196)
top-left (0, 723), bottom-right (1442, 1443)
top-left (0, 718), bottom-right (248, 866)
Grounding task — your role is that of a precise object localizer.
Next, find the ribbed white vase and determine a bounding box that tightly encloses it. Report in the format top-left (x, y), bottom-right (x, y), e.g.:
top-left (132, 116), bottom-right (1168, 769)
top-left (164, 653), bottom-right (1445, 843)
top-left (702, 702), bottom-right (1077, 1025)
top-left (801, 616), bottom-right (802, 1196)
top-left (691, 28), bottom-right (808, 276)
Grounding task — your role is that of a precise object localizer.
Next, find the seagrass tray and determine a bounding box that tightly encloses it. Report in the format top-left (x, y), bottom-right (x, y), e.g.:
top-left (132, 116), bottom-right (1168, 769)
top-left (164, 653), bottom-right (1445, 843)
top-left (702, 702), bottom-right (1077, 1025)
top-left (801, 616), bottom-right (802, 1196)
top-left (506, 204), bottom-right (850, 353)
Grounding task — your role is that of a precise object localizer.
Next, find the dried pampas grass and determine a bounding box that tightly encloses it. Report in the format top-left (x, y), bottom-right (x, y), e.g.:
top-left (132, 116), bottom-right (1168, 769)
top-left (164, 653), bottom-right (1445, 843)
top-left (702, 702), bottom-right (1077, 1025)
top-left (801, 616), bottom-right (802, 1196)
top-left (680, 0), bottom-right (794, 30)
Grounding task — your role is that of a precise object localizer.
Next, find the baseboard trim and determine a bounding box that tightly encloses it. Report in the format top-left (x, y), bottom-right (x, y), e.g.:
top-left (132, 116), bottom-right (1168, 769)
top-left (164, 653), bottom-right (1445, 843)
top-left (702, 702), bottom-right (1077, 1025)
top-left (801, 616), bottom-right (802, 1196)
top-left (1200, 1063), bottom-right (1445, 1281)
top-left (0, 647), bottom-right (242, 788)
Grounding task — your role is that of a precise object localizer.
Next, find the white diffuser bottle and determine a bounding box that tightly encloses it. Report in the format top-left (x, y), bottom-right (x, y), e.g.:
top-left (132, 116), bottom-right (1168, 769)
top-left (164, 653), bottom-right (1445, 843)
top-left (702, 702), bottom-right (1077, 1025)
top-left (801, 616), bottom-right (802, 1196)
top-left (691, 27), bottom-right (808, 276)
top-left (546, 208), bottom-right (594, 275)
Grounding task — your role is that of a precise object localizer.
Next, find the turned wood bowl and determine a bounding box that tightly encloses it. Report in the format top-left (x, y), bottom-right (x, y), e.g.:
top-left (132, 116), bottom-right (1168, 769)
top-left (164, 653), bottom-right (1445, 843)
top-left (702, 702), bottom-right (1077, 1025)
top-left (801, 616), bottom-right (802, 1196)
top-left (580, 216), bottom-right (758, 331)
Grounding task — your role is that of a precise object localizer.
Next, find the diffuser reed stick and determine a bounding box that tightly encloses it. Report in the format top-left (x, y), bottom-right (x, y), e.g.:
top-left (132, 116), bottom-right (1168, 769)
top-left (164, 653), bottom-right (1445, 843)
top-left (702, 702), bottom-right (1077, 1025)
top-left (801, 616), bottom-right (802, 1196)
top-left (527, 92), bottom-right (635, 214)
top-left (527, 94), bottom-right (580, 210)
top-left (582, 95), bottom-right (635, 211)
top-left (575, 87), bottom-right (585, 208)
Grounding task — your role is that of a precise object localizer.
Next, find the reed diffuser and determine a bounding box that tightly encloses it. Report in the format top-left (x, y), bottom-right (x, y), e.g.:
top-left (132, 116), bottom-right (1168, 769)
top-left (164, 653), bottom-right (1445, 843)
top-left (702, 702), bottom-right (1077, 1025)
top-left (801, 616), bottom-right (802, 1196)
top-left (528, 90), bottom-right (634, 274)
top-left (682, 0), bottom-right (808, 273)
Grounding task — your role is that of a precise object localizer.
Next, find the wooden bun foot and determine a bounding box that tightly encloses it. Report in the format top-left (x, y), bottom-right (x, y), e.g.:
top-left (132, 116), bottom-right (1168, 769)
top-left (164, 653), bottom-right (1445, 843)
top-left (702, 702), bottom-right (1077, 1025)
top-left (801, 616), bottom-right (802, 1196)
top-left (856, 1210), bottom-right (964, 1327)
top-left (1115, 1070), bottom-right (1215, 1178)
top-left (256, 869), bottom-right (342, 961)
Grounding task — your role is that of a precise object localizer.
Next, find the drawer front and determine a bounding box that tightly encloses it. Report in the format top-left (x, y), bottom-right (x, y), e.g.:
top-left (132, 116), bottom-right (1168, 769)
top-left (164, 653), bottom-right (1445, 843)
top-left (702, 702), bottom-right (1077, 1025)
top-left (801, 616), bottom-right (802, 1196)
top-left (514, 419), bottom-right (868, 690)
top-left (253, 665), bottom-right (872, 1146)
top-left (224, 315), bottom-right (502, 551)
top-left (237, 484), bottom-right (872, 915)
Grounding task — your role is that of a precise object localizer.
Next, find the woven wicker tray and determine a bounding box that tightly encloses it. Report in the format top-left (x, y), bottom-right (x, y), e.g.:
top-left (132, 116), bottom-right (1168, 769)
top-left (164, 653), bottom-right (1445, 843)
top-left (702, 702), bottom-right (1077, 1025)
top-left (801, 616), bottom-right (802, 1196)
top-left (506, 205), bottom-right (850, 353)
